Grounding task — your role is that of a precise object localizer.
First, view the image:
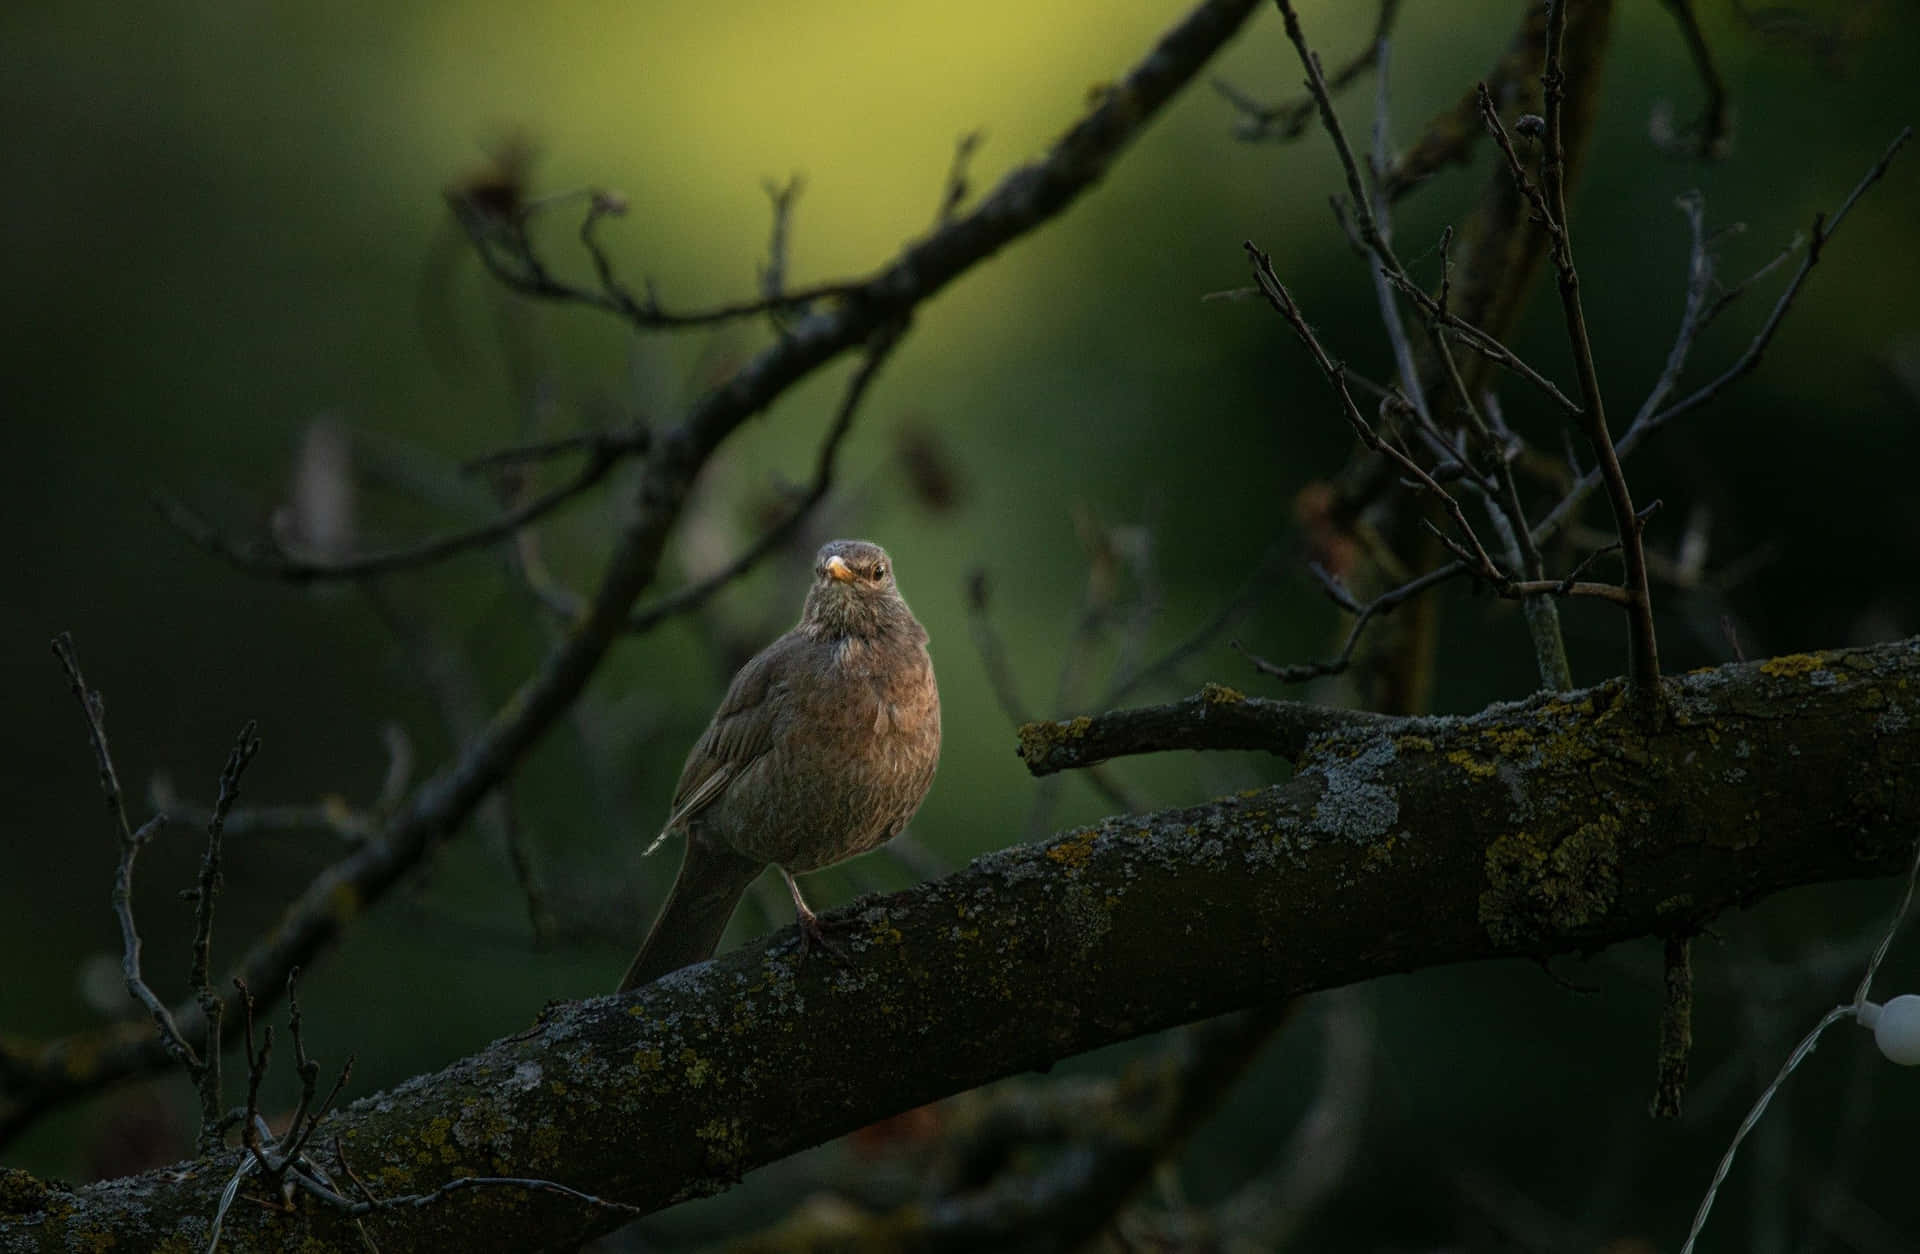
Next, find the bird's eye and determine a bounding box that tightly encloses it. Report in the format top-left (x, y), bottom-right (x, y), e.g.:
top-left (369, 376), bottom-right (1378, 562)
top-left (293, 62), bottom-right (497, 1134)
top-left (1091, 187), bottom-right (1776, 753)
top-left (871, 563), bottom-right (887, 581)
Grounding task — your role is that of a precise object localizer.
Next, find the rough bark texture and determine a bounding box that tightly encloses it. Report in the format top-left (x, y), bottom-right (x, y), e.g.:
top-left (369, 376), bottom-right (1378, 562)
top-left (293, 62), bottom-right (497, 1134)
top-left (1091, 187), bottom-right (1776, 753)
top-left (6, 639), bottom-right (1916, 1252)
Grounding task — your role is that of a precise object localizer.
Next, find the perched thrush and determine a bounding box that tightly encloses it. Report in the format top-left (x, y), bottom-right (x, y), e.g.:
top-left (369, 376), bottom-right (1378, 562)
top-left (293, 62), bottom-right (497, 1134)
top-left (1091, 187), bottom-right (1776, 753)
top-left (617, 540), bottom-right (941, 991)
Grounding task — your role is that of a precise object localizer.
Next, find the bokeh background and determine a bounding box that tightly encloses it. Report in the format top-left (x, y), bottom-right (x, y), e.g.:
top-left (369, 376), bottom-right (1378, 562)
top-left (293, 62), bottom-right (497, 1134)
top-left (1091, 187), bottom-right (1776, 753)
top-left (4, 0), bottom-right (1918, 1248)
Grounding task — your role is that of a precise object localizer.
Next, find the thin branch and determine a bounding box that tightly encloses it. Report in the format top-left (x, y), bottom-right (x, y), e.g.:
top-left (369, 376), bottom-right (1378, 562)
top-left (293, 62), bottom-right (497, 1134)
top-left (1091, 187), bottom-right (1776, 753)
top-left (1486, 24), bottom-right (1663, 698)
top-left (964, 569), bottom-right (1034, 726)
top-left (1269, 2), bottom-right (1582, 419)
top-left (1214, 0), bottom-right (1401, 142)
top-left (965, 564), bottom-right (1143, 820)
top-left (757, 175), bottom-right (804, 309)
top-left (149, 724), bottom-right (407, 845)
top-left (459, 425), bottom-right (647, 474)
top-left (1526, 128), bottom-right (1910, 556)
top-left (51, 634), bottom-right (202, 1075)
top-left (935, 130), bottom-right (987, 225)
top-left (1640, 127), bottom-right (1911, 433)
top-left (1382, 266), bottom-right (1584, 417)
top-left (623, 323), bottom-right (905, 634)
top-left (188, 721), bottom-right (261, 1153)
top-left (1655, 0), bottom-right (1733, 159)
top-left (1378, 5), bottom-right (1548, 202)
top-left (1234, 561), bottom-right (1466, 685)
top-left (156, 436), bottom-right (625, 584)
top-left (1101, 538), bottom-right (1289, 706)
top-left (454, 184), bottom-right (863, 332)
top-left (1017, 685), bottom-right (1392, 776)
top-left (1243, 241), bottom-right (1505, 584)
top-left (1652, 934), bottom-right (1694, 1119)
top-left (1632, 192), bottom-right (1720, 425)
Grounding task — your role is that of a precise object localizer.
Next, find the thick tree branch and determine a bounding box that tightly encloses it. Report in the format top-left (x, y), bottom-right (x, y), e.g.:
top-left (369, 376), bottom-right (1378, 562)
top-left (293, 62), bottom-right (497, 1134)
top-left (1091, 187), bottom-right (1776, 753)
top-left (0, 0), bottom-right (1266, 1147)
top-left (13, 638), bottom-right (1918, 1251)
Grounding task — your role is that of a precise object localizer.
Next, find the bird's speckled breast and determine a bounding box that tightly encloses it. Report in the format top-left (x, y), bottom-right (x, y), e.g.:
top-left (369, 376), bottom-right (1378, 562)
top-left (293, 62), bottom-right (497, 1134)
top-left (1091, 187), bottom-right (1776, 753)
top-left (710, 630), bottom-right (941, 870)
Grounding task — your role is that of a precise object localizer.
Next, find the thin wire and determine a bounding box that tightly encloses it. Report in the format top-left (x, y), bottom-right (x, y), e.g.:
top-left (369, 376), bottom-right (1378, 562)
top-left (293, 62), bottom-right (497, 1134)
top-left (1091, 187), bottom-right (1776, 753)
top-left (1681, 835), bottom-right (1920, 1254)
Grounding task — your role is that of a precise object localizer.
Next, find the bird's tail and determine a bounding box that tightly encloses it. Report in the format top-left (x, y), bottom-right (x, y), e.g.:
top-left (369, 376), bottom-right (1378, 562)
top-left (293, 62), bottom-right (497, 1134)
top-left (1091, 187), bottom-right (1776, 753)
top-left (617, 837), bottom-right (764, 993)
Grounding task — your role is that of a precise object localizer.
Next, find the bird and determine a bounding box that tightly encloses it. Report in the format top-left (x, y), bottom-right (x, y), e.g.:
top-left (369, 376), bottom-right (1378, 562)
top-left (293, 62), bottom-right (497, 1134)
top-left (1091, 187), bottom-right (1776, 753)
top-left (617, 539), bottom-right (941, 992)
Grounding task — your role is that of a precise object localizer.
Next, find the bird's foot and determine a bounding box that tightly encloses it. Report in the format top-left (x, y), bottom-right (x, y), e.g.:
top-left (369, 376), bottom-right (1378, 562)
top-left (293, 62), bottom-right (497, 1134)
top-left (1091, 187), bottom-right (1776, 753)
top-left (791, 903), bottom-right (850, 968)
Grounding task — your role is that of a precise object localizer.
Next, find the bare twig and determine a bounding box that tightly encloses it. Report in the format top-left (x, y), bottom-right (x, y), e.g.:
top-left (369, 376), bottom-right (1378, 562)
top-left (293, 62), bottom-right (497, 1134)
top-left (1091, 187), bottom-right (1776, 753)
top-left (1214, 0), bottom-right (1402, 143)
top-left (156, 436), bottom-right (626, 584)
top-left (1655, 0), bottom-right (1733, 159)
top-left (1378, 5), bottom-right (1548, 202)
top-left (1273, 0), bottom-right (1582, 421)
top-left (1639, 127), bottom-right (1911, 433)
top-left (460, 425), bottom-right (647, 474)
top-left (966, 562), bottom-right (1143, 821)
top-left (1234, 561), bottom-right (1465, 685)
top-left (454, 184), bottom-right (862, 332)
top-left (149, 724), bottom-right (407, 846)
top-left (623, 323), bottom-right (905, 634)
top-left (52, 635), bottom-right (201, 1073)
top-left (1102, 539), bottom-right (1289, 706)
top-left (188, 721), bottom-right (261, 1151)
top-left (1484, 11), bottom-right (1663, 700)
top-left (964, 569), bottom-right (1034, 726)
top-left (1528, 128), bottom-right (1911, 558)
top-left (758, 175), bottom-right (804, 310)
top-left (1243, 242), bottom-right (1505, 585)
top-left (936, 130), bottom-right (987, 224)
top-left (1652, 934), bottom-right (1693, 1119)
top-left (1633, 192), bottom-right (1721, 424)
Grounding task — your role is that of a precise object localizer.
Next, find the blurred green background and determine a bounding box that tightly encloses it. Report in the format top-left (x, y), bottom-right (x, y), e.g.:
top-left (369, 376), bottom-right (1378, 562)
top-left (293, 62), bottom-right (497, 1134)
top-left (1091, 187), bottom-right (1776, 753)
top-left (4, 0), bottom-right (1917, 1248)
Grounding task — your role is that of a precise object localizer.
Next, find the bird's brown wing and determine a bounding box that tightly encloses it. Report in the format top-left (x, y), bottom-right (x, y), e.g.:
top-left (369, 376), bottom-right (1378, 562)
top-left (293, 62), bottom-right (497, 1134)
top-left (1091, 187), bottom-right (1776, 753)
top-left (644, 636), bottom-right (796, 852)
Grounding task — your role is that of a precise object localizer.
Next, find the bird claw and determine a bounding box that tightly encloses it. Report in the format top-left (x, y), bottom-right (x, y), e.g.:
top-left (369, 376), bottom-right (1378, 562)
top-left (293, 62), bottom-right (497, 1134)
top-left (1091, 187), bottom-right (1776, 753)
top-left (791, 909), bottom-right (850, 968)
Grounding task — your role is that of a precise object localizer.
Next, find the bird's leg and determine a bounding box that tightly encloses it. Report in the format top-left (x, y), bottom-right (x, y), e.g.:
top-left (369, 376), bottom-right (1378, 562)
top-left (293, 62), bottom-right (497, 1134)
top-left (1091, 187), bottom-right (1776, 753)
top-left (782, 868), bottom-right (847, 965)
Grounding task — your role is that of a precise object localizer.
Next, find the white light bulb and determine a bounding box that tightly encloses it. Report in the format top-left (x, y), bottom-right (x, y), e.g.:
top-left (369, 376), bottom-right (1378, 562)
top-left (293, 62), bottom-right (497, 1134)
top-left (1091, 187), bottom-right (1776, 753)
top-left (1864, 994), bottom-right (1920, 1066)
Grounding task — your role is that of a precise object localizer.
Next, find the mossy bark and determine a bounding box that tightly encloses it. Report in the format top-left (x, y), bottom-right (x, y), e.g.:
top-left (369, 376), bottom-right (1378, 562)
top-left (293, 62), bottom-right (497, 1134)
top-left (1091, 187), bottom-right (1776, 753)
top-left (6, 638), bottom-right (1916, 1252)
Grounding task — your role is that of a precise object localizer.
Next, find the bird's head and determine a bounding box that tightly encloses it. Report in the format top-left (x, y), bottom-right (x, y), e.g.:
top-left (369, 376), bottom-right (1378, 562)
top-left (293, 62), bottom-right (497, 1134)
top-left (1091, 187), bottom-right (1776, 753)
top-left (800, 539), bottom-right (918, 639)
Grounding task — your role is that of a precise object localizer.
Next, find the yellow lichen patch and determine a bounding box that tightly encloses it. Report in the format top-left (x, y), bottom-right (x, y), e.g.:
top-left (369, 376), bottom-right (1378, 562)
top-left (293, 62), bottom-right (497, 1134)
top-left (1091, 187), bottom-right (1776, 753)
top-left (422, 1116), bottom-right (452, 1147)
top-left (1760, 652), bottom-right (1827, 678)
top-left (0, 1167), bottom-right (53, 1217)
top-left (1447, 749), bottom-right (1498, 781)
top-left (1479, 817), bottom-right (1621, 947)
top-left (1397, 734), bottom-right (1435, 753)
top-left (680, 1048), bottom-right (711, 1087)
top-left (696, 1116), bottom-right (747, 1163)
top-left (529, 1123), bottom-right (564, 1169)
top-left (1016, 716), bottom-right (1094, 765)
top-left (631, 1047), bottom-right (663, 1072)
top-left (1484, 725), bottom-right (1536, 757)
top-left (1201, 682), bottom-right (1245, 705)
top-left (1045, 828), bottom-right (1098, 870)
top-left (1360, 834), bottom-right (1398, 872)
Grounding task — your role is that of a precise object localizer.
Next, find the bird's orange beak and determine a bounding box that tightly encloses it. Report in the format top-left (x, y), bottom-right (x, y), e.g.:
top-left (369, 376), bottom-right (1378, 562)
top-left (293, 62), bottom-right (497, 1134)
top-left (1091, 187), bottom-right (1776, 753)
top-left (824, 555), bottom-right (855, 582)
